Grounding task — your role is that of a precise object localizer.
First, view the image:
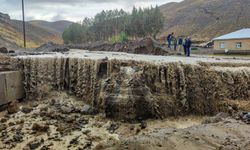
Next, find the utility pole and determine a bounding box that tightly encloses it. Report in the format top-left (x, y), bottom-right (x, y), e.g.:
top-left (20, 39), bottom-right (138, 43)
top-left (22, 0), bottom-right (26, 48)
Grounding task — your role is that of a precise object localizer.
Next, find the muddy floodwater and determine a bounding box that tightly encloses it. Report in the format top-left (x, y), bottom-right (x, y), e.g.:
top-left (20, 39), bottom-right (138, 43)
top-left (1, 91), bottom-right (250, 150)
top-left (1, 50), bottom-right (250, 149)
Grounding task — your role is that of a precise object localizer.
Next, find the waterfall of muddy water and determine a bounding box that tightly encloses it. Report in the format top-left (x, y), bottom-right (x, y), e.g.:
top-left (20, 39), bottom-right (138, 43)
top-left (17, 50), bottom-right (250, 121)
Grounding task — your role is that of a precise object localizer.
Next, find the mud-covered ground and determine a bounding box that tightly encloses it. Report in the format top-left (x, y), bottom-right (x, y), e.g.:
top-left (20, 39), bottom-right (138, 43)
top-left (0, 91), bottom-right (250, 150)
top-left (0, 50), bottom-right (250, 150)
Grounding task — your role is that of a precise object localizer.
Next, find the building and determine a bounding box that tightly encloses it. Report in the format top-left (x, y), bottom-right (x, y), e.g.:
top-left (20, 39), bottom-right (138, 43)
top-left (213, 28), bottom-right (250, 54)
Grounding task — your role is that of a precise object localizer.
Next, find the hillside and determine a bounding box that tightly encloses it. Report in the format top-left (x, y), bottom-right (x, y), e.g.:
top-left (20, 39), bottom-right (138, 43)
top-left (160, 0), bottom-right (250, 41)
top-left (0, 12), bottom-right (64, 49)
top-left (29, 20), bottom-right (72, 34)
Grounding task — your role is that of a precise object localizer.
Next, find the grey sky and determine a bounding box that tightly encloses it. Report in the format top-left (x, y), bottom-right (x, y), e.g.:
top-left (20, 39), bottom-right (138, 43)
top-left (0, 0), bottom-right (182, 22)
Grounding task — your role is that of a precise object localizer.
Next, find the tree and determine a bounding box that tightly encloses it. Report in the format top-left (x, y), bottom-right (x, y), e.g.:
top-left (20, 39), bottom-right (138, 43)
top-left (62, 6), bottom-right (165, 44)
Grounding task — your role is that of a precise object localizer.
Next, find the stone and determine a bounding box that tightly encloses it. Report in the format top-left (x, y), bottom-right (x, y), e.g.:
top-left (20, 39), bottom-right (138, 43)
top-left (60, 106), bottom-right (73, 114)
top-left (0, 117), bottom-right (8, 123)
top-left (21, 106), bottom-right (33, 114)
top-left (0, 47), bottom-right (8, 53)
top-left (65, 115), bottom-right (75, 123)
top-left (82, 129), bottom-right (91, 135)
top-left (0, 124), bottom-right (7, 131)
top-left (140, 121), bottom-right (147, 129)
top-left (8, 50), bottom-right (15, 53)
top-left (50, 99), bottom-right (56, 105)
top-left (32, 123), bottom-right (49, 132)
top-left (28, 138), bottom-right (44, 149)
top-left (81, 105), bottom-right (98, 115)
top-left (83, 140), bottom-right (92, 149)
top-left (69, 136), bottom-right (80, 145)
top-left (7, 101), bottom-right (19, 114)
top-left (106, 122), bottom-right (120, 133)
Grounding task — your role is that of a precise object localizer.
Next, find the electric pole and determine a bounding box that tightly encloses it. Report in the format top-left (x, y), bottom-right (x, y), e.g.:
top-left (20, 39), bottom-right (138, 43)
top-left (22, 0), bottom-right (26, 48)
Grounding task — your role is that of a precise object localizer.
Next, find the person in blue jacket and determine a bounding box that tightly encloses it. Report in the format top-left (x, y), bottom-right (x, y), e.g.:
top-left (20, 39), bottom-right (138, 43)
top-left (167, 32), bottom-right (174, 49)
top-left (184, 37), bottom-right (192, 57)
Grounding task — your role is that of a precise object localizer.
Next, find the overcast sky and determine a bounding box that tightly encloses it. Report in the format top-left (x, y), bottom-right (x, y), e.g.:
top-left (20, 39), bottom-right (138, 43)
top-left (0, 0), bottom-right (182, 22)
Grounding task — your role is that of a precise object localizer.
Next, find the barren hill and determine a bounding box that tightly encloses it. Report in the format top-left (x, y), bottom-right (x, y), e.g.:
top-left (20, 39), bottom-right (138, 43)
top-left (29, 20), bottom-right (72, 34)
top-left (0, 12), bottom-right (66, 49)
top-left (160, 0), bottom-right (250, 41)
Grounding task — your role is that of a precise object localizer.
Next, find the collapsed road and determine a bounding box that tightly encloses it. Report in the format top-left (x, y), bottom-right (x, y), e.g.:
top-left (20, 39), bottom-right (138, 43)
top-left (0, 50), bottom-right (250, 150)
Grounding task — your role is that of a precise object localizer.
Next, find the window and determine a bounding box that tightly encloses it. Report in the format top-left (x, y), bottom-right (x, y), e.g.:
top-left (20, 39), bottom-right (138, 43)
top-left (236, 42), bottom-right (242, 48)
top-left (220, 42), bottom-right (225, 49)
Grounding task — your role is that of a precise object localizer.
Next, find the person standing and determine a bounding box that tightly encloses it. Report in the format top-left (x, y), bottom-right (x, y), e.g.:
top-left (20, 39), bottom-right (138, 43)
top-left (167, 32), bottom-right (174, 49)
top-left (183, 37), bottom-right (187, 55)
top-left (172, 36), bottom-right (177, 51)
top-left (185, 37), bottom-right (192, 57)
top-left (177, 36), bottom-right (183, 52)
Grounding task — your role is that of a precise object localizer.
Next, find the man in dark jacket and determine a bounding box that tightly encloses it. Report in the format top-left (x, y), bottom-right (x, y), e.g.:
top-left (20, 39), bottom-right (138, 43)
top-left (167, 32), bottom-right (174, 49)
top-left (184, 37), bottom-right (192, 57)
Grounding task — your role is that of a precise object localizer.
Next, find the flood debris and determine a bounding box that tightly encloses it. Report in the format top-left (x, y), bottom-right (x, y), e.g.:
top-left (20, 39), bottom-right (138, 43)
top-left (35, 42), bottom-right (69, 53)
top-left (69, 37), bottom-right (172, 55)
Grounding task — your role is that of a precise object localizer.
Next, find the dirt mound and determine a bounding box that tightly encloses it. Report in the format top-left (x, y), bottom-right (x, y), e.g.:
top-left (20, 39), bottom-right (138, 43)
top-left (70, 38), bottom-right (170, 55)
top-left (35, 42), bottom-right (69, 53)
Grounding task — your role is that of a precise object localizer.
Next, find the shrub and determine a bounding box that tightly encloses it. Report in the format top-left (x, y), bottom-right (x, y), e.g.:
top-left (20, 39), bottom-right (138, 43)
top-left (110, 32), bottom-right (128, 43)
top-left (191, 47), bottom-right (198, 51)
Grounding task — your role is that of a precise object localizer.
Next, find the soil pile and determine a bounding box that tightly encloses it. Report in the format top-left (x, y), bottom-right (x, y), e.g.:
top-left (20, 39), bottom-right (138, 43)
top-left (35, 42), bottom-right (69, 53)
top-left (70, 38), bottom-right (170, 56)
top-left (19, 56), bottom-right (250, 121)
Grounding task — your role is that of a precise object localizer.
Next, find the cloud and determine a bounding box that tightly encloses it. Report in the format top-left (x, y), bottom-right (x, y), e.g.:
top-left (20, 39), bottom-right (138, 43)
top-left (0, 0), bottom-right (183, 22)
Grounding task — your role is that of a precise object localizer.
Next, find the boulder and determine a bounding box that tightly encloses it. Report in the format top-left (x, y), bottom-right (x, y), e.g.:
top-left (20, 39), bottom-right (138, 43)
top-left (0, 47), bottom-right (8, 53)
top-left (32, 123), bottom-right (49, 132)
top-left (81, 105), bottom-right (98, 115)
top-left (21, 106), bottom-right (33, 114)
top-left (7, 101), bottom-right (19, 114)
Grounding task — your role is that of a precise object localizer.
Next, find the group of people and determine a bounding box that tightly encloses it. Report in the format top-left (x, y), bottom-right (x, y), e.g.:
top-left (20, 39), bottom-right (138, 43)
top-left (167, 32), bottom-right (192, 57)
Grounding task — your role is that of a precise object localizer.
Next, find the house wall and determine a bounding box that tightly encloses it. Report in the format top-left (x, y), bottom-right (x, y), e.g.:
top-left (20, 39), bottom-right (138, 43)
top-left (214, 39), bottom-right (250, 51)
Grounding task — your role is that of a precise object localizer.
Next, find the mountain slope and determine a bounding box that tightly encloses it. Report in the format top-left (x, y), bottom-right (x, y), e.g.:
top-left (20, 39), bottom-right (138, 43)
top-left (29, 20), bottom-right (72, 34)
top-left (160, 0), bottom-right (250, 41)
top-left (0, 12), bottom-right (64, 49)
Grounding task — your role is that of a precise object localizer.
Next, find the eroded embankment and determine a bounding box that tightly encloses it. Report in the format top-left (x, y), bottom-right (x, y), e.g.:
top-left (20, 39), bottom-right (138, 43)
top-left (19, 57), bottom-right (250, 121)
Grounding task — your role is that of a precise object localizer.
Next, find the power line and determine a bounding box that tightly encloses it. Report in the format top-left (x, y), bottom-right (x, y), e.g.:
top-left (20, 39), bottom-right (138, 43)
top-left (22, 0), bottom-right (26, 48)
